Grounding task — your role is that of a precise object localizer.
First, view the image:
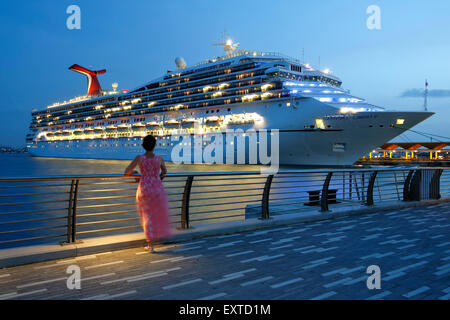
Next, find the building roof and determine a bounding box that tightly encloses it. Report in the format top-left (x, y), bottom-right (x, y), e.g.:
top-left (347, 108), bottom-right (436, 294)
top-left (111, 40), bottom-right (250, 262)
top-left (379, 142), bottom-right (450, 150)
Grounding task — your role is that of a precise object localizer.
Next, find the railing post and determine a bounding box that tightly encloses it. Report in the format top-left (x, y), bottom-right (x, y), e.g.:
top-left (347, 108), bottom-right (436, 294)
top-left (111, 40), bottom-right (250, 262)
top-left (64, 180), bottom-right (76, 244)
top-left (320, 172), bottom-right (333, 212)
top-left (342, 172), bottom-right (346, 201)
top-left (261, 174), bottom-right (274, 220)
top-left (349, 171), bottom-right (352, 200)
top-left (71, 180), bottom-right (80, 242)
top-left (403, 170), bottom-right (414, 201)
top-left (366, 171), bottom-right (378, 206)
top-left (429, 169), bottom-right (443, 200)
top-left (404, 170), bottom-right (421, 201)
top-left (353, 174), bottom-right (360, 200)
top-left (412, 170), bottom-right (422, 201)
top-left (361, 172), bottom-right (366, 203)
top-left (181, 175), bottom-right (194, 229)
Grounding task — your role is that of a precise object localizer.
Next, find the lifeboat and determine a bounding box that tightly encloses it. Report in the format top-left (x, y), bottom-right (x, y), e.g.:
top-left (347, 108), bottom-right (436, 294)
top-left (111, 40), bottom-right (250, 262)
top-left (54, 131), bottom-right (62, 137)
top-left (132, 123), bottom-right (146, 131)
top-left (181, 119), bottom-right (198, 128)
top-left (226, 118), bottom-right (255, 126)
top-left (46, 132), bottom-right (54, 137)
top-left (105, 126), bottom-right (117, 133)
top-left (205, 117), bottom-right (221, 126)
top-left (94, 127), bottom-right (104, 134)
top-left (117, 125), bottom-right (129, 132)
top-left (164, 120), bottom-right (180, 128)
top-left (83, 128), bottom-right (94, 134)
top-left (62, 130), bottom-right (71, 136)
top-left (146, 122), bottom-right (160, 130)
top-left (73, 129), bottom-right (83, 135)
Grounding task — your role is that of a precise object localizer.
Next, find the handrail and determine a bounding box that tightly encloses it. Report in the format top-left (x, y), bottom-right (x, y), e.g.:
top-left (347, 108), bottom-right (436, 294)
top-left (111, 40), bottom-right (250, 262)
top-left (1, 166), bottom-right (446, 182)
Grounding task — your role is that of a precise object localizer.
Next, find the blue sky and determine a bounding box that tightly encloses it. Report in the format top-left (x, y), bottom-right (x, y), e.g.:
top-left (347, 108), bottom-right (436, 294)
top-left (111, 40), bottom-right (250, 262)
top-left (1, 0), bottom-right (449, 147)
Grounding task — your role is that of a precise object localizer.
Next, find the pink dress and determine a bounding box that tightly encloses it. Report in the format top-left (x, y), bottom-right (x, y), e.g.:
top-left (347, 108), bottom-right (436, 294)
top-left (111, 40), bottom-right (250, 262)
top-left (136, 154), bottom-right (171, 241)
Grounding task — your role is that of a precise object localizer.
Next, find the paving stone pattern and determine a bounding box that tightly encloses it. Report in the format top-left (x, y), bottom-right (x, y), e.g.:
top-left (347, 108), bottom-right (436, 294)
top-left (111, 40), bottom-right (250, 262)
top-left (0, 204), bottom-right (449, 300)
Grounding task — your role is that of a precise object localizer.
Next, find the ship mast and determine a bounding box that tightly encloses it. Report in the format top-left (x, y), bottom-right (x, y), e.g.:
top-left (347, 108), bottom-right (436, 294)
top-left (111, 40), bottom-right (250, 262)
top-left (424, 79), bottom-right (428, 111)
top-left (213, 31), bottom-right (239, 55)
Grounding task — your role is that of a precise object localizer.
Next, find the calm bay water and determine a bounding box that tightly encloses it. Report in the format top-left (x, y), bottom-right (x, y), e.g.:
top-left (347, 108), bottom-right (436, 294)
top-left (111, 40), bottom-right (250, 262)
top-left (0, 153), bottom-right (267, 177)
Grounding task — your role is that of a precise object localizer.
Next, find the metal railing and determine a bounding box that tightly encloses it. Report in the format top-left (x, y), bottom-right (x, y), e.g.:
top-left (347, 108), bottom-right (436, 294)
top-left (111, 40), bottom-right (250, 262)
top-left (0, 167), bottom-right (449, 249)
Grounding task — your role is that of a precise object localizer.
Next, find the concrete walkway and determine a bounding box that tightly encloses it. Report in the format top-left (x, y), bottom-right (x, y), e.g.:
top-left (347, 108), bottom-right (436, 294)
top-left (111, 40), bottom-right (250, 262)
top-left (0, 203), bottom-right (449, 300)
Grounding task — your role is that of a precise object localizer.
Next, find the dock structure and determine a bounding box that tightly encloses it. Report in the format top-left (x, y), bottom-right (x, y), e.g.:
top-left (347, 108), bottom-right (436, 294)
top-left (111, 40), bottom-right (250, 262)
top-left (0, 167), bottom-right (449, 299)
top-left (357, 142), bottom-right (450, 165)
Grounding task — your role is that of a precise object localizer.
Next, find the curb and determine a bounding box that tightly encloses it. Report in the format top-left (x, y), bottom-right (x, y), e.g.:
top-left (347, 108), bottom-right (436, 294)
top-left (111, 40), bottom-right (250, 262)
top-left (1, 198), bottom-right (448, 268)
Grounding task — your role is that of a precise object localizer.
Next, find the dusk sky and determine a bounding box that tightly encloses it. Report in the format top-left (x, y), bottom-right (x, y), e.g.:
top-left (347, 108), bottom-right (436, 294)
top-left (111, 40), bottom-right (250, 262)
top-left (1, 0), bottom-right (449, 147)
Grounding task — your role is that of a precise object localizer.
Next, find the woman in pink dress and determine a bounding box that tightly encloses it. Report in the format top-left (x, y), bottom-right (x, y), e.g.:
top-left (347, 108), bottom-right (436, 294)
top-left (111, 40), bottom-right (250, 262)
top-left (124, 135), bottom-right (171, 253)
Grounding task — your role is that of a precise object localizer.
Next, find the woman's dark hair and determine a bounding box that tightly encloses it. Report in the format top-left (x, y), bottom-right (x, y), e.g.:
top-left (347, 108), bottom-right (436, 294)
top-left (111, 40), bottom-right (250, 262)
top-left (142, 135), bottom-right (156, 151)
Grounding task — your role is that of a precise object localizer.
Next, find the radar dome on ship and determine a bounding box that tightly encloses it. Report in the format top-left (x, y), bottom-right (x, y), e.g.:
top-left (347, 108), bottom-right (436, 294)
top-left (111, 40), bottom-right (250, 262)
top-left (175, 57), bottom-right (186, 70)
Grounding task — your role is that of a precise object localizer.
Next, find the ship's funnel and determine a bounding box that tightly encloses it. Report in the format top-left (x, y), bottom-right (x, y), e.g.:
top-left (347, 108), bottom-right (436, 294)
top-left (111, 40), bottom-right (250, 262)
top-left (69, 64), bottom-right (106, 96)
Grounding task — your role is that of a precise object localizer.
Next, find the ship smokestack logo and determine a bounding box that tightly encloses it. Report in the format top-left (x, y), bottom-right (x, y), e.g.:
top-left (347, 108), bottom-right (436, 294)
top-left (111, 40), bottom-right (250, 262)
top-left (69, 64), bottom-right (106, 96)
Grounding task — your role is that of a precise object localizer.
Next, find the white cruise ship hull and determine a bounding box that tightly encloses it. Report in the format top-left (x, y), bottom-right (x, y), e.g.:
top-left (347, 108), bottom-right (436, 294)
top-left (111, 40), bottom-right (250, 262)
top-left (28, 98), bottom-right (433, 166)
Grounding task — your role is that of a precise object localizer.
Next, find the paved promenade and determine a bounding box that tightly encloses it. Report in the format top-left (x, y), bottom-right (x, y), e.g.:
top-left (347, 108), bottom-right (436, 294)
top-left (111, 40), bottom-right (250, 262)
top-left (0, 203), bottom-right (449, 300)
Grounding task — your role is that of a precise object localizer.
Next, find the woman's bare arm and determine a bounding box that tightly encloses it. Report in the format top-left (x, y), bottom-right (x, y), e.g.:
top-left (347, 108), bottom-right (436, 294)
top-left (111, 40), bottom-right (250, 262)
top-left (124, 156), bottom-right (140, 175)
top-left (159, 156), bottom-right (167, 179)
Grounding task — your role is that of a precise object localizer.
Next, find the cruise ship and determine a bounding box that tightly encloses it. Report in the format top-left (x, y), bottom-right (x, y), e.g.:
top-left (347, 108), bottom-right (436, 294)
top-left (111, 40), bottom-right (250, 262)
top-left (26, 40), bottom-right (433, 166)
